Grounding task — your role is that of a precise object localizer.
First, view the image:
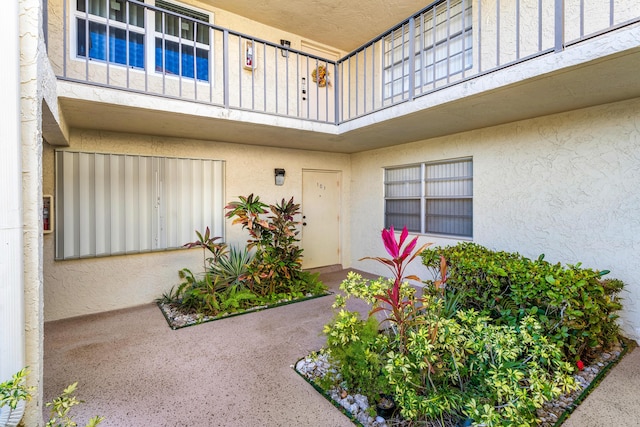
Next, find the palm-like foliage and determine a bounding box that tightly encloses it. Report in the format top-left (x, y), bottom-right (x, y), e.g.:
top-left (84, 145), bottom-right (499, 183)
top-left (226, 194), bottom-right (304, 295)
top-left (211, 245), bottom-right (254, 286)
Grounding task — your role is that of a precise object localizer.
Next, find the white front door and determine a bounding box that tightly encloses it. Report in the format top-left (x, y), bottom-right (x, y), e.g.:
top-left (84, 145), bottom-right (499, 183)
top-left (301, 170), bottom-right (341, 269)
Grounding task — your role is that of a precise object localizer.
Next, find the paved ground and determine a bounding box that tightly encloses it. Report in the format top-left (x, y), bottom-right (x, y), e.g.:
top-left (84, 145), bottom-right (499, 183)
top-left (44, 268), bottom-right (640, 426)
top-left (562, 343), bottom-right (640, 427)
top-left (43, 268), bottom-right (369, 427)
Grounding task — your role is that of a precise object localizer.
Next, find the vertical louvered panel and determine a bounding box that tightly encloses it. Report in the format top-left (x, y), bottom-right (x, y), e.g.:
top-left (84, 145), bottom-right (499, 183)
top-left (55, 151), bottom-right (225, 259)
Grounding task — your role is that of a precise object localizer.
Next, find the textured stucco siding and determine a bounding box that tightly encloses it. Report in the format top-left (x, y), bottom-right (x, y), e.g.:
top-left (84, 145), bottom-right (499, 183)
top-left (20, 0), bottom-right (46, 423)
top-left (42, 132), bottom-right (351, 321)
top-left (350, 97), bottom-right (640, 342)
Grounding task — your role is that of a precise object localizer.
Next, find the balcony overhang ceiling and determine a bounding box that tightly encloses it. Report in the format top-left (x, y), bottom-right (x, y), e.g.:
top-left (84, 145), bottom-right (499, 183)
top-left (200, 0), bottom-right (425, 51)
top-left (55, 41), bottom-right (640, 153)
top-left (49, 5), bottom-right (640, 153)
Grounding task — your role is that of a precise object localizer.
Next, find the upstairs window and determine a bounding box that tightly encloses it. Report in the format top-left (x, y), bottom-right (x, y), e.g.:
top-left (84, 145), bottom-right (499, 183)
top-left (74, 0), bottom-right (212, 81)
top-left (76, 0), bottom-right (146, 68)
top-left (384, 0), bottom-right (473, 99)
top-left (384, 158), bottom-right (473, 238)
top-left (154, 0), bottom-right (211, 81)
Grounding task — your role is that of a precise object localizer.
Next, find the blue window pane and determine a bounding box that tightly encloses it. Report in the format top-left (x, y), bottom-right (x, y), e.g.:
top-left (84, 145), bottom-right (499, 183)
top-left (129, 33), bottom-right (145, 68)
top-left (88, 21), bottom-right (107, 60)
top-left (155, 38), bottom-right (209, 82)
top-left (196, 48), bottom-right (209, 81)
top-left (156, 39), bottom-right (179, 75)
top-left (181, 45), bottom-right (195, 78)
top-left (110, 27), bottom-right (127, 65)
top-left (77, 18), bottom-right (144, 69)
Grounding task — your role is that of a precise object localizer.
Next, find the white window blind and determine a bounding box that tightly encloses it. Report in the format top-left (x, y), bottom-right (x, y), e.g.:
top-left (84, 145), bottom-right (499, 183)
top-left (385, 157), bottom-right (472, 237)
top-left (55, 151), bottom-right (225, 259)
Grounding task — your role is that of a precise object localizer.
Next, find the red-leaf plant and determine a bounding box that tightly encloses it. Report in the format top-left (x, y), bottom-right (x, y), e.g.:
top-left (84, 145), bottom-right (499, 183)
top-left (361, 225), bottom-right (435, 354)
top-left (183, 226), bottom-right (227, 271)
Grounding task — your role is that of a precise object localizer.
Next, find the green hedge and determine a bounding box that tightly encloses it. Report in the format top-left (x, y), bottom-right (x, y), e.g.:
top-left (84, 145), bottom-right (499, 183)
top-left (422, 242), bottom-right (624, 361)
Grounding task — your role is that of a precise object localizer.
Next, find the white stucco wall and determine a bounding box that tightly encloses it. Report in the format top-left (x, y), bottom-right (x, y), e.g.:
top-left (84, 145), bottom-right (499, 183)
top-left (20, 0), bottom-right (46, 423)
top-left (43, 131), bottom-right (351, 321)
top-left (350, 97), bottom-right (640, 343)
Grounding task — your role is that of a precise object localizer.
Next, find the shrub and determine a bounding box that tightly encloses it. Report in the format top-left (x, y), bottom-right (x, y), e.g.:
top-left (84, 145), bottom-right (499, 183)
top-left (211, 245), bottom-right (254, 287)
top-left (175, 268), bottom-right (227, 315)
top-left (159, 195), bottom-right (328, 321)
top-left (422, 242), bottom-right (624, 361)
top-left (1, 368), bottom-right (103, 427)
top-left (226, 194), bottom-right (307, 296)
top-left (183, 226), bottom-right (227, 271)
top-left (321, 229), bottom-right (584, 426)
top-left (323, 314), bottom-right (390, 398)
top-left (328, 270), bottom-right (576, 425)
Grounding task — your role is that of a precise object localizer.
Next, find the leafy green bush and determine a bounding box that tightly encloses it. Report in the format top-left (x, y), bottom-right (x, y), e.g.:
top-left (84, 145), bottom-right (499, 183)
top-left (159, 194), bottom-right (328, 320)
top-left (1, 368), bottom-right (103, 427)
top-left (386, 307), bottom-right (576, 425)
top-left (174, 268), bottom-right (227, 315)
top-left (0, 367), bottom-right (32, 412)
top-left (422, 242), bottom-right (624, 361)
top-left (323, 314), bottom-right (390, 398)
top-left (319, 228), bottom-right (608, 426)
top-left (46, 382), bottom-right (104, 427)
top-left (226, 194), bottom-right (308, 296)
top-left (210, 245), bottom-right (254, 286)
top-left (327, 271), bottom-right (576, 425)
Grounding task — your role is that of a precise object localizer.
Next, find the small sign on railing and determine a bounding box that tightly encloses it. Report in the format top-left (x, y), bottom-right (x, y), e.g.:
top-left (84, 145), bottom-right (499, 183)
top-left (243, 40), bottom-right (256, 70)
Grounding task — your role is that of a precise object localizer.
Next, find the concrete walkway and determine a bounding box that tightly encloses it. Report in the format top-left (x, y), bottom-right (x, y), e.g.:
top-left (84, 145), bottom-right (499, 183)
top-left (562, 344), bottom-right (640, 427)
top-left (44, 269), bottom-right (640, 426)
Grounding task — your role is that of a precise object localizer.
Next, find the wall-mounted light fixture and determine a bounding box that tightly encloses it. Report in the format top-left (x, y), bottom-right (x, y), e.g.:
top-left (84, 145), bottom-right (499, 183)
top-left (274, 168), bottom-right (286, 186)
top-left (280, 39), bottom-right (291, 57)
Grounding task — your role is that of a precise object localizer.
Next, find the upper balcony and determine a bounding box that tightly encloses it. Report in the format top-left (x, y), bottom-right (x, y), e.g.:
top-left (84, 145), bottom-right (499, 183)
top-left (45, 0), bottom-right (640, 152)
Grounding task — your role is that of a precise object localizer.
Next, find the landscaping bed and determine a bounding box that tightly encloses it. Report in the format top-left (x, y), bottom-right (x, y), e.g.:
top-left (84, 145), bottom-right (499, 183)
top-left (295, 339), bottom-right (631, 427)
top-left (301, 227), bottom-right (626, 427)
top-left (156, 194), bottom-right (330, 329)
top-left (157, 290), bottom-right (332, 329)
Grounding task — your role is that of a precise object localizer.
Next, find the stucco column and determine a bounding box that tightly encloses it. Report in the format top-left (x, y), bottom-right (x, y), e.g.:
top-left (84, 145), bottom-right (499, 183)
top-left (0, 0), bottom-right (25, 383)
top-left (20, 0), bottom-right (46, 425)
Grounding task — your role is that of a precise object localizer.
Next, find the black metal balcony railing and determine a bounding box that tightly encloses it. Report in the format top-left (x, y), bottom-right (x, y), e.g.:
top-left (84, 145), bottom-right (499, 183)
top-left (51, 0), bottom-right (640, 125)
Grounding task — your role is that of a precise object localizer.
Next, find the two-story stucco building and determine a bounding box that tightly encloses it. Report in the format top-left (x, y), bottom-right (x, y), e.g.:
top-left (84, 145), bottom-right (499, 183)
top-left (3, 0), bottom-right (640, 424)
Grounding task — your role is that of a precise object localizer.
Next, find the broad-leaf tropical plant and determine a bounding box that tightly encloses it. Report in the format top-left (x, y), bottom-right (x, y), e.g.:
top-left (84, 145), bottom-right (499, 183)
top-left (361, 225), bottom-right (432, 352)
top-left (183, 226), bottom-right (227, 271)
top-left (225, 194), bottom-right (305, 296)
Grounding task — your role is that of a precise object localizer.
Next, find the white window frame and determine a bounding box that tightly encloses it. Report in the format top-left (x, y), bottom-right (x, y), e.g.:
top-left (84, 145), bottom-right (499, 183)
top-left (384, 157), bottom-right (473, 238)
top-left (153, 0), bottom-right (213, 82)
top-left (55, 151), bottom-right (225, 260)
top-left (71, 0), bottom-right (213, 81)
top-left (383, 0), bottom-right (473, 100)
top-left (73, 0), bottom-right (147, 69)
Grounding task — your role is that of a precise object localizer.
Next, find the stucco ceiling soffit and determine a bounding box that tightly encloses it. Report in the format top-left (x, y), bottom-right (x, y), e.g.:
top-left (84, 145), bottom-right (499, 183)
top-left (198, 0), bottom-right (425, 51)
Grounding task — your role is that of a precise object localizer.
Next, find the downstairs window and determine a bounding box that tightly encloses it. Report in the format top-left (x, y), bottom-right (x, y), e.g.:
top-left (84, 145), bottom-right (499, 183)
top-left (384, 157), bottom-right (472, 237)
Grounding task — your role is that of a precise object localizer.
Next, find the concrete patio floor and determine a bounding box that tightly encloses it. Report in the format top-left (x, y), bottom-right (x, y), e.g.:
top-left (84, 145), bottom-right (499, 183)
top-left (44, 268), bottom-right (640, 427)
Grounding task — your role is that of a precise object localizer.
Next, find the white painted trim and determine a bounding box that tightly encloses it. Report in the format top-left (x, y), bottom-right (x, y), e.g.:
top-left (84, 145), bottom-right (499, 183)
top-left (0, 0), bottom-right (25, 382)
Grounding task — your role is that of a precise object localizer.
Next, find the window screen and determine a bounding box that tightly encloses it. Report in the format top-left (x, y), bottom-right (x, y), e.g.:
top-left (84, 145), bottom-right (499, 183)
top-left (383, 0), bottom-right (473, 99)
top-left (385, 158), bottom-right (472, 237)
